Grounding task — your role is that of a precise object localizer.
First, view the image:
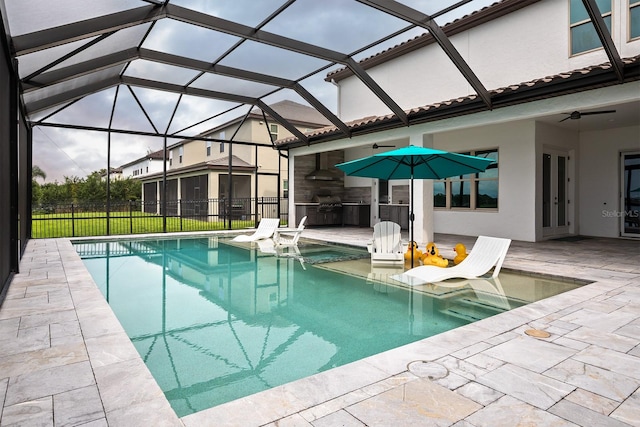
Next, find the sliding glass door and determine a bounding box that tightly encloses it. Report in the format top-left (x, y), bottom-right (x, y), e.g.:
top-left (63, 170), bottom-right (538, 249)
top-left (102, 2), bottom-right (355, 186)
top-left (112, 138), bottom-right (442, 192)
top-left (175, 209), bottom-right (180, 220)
top-left (621, 152), bottom-right (640, 237)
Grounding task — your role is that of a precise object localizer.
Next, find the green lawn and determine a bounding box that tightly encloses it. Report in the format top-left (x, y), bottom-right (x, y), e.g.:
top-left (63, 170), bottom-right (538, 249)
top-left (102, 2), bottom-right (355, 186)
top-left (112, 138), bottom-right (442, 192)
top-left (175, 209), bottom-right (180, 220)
top-left (31, 211), bottom-right (264, 238)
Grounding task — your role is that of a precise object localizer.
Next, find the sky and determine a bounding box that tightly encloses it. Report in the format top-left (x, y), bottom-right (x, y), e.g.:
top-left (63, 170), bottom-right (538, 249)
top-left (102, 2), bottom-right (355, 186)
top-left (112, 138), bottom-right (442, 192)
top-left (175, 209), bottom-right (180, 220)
top-left (21, 0), bottom-right (497, 183)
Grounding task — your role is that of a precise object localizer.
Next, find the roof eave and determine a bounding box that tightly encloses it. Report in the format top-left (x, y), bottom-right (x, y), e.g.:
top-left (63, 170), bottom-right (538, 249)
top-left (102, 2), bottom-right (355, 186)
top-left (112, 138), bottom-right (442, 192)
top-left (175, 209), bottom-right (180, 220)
top-left (280, 56), bottom-right (640, 149)
top-left (326, 0), bottom-right (542, 83)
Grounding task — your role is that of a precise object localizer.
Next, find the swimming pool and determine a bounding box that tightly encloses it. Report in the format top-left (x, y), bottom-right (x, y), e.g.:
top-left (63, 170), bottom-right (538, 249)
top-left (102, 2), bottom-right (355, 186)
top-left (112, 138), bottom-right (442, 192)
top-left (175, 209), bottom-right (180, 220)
top-left (74, 236), bottom-right (583, 417)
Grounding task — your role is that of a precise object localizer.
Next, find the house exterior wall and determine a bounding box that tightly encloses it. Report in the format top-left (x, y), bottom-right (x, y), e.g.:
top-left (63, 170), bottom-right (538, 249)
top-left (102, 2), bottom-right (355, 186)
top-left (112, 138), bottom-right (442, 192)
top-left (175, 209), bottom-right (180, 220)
top-left (432, 121), bottom-right (537, 241)
top-left (299, 0), bottom-right (640, 242)
top-left (579, 125), bottom-right (640, 237)
top-left (167, 118), bottom-right (299, 199)
top-left (337, 0), bottom-right (639, 122)
top-left (122, 158), bottom-right (164, 179)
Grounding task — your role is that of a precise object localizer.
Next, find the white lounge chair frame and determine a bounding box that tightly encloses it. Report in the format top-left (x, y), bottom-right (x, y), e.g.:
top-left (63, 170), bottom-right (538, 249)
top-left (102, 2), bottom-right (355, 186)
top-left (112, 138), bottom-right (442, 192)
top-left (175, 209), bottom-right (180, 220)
top-left (273, 216), bottom-right (307, 246)
top-left (368, 221), bottom-right (404, 266)
top-left (393, 235), bottom-right (511, 285)
top-left (232, 218), bottom-right (280, 242)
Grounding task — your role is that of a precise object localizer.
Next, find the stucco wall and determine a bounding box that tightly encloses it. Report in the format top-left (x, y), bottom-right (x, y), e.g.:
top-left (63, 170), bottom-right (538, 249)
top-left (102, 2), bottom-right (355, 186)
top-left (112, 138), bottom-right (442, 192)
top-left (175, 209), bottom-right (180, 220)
top-left (579, 125), bottom-right (640, 237)
top-left (433, 121), bottom-right (537, 241)
top-left (337, 0), bottom-right (634, 122)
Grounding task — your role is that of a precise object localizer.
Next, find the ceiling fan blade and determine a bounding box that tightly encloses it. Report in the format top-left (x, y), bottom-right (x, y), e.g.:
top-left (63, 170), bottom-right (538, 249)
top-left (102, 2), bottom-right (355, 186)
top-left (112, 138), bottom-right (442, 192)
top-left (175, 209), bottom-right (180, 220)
top-left (579, 110), bottom-right (616, 116)
top-left (372, 144), bottom-right (395, 149)
top-left (558, 116), bottom-right (572, 122)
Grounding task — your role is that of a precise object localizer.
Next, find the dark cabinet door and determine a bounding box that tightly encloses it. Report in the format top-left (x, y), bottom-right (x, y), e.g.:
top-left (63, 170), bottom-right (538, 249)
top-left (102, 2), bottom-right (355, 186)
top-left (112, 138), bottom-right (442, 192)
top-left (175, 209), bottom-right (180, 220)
top-left (343, 205), bottom-right (357, 225)
top-left (296, 205), bottom-right (319, 225)
top-left (358, 205), bottom-right (370, 227)
top-left (378, 205), bottom-right (408, 229)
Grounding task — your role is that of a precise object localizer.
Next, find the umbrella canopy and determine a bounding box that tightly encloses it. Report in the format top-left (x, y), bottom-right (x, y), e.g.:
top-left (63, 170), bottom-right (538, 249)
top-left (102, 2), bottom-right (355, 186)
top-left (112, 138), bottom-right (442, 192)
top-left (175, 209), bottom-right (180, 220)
top-left (335, 145), bottom-right (494, 266)
top-left (335, 145), bottom-right (494, 180)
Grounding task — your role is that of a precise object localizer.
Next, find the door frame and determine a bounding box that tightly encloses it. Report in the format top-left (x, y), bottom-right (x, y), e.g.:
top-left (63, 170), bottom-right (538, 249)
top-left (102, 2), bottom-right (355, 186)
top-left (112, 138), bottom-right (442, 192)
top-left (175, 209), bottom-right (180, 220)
top-left (542, 147), bottom-right (573, 238)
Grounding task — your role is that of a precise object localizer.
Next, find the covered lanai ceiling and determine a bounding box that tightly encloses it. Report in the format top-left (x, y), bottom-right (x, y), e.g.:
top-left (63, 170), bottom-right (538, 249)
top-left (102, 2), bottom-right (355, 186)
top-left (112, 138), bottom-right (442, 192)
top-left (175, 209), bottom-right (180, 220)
top-left (1, 0), bottom-right (633, 152)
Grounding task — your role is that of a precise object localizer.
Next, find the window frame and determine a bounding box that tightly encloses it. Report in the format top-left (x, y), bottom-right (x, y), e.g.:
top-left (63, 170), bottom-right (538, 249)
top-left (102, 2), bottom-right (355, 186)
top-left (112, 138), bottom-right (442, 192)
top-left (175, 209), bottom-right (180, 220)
top-left (569, 0), bottom-right (613, 56)
top-left (631, 0), bottom-right (640, 40)
top-left (433, 148), bottom-right (499, 211)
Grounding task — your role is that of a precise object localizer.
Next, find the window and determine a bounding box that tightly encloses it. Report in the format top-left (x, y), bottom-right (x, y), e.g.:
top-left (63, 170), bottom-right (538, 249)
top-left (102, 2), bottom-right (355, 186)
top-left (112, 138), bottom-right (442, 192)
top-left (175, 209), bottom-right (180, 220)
top-left (283, 180), bottom-right (288, 198)
top-left (434, 149), bottom-right (498, 210)
top-left (631, 1), bottom-right (640, 39)
top-left (570, 0), bottom-right (612, 55)
top-left (169, 151), bottom-right (173, 166)
top-left (220, 142), bottom-right (225, 153)
top-left (270, 124), bottom-right (278, 140)
top-left (179, 146), bottom-right (183, 164)
top-left (206, 141), bottom-right (211, 156)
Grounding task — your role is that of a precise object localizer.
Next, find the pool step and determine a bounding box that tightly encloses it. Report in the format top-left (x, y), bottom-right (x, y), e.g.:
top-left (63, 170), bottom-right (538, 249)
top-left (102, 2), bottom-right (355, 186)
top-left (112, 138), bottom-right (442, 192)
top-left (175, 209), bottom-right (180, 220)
top-left (442, 297), bottom-right (509, 322)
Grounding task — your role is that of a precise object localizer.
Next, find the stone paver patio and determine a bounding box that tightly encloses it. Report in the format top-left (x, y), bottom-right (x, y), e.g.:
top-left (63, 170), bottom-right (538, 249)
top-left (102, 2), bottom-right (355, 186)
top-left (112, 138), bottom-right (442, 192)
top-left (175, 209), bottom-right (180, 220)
top-left (1, 229), bottom-right (639, 426)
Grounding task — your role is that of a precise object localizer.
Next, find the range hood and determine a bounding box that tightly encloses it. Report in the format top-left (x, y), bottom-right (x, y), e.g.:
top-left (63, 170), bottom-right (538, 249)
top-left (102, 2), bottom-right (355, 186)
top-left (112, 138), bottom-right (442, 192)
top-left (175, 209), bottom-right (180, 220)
top-left (305, 153), bottom-right (338, 181)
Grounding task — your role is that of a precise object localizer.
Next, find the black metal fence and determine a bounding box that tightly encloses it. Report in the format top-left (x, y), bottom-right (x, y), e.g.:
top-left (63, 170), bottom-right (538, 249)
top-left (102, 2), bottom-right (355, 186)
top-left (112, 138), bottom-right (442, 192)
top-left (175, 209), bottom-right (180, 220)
top-left (32, 197), bottom-right (288, 238)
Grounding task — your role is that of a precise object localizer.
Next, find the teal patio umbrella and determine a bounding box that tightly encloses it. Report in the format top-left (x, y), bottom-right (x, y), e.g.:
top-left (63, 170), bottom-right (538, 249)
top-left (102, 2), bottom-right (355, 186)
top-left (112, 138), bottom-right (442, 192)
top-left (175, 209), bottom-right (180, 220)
top-left (335, 145), bottom-right (495, 266)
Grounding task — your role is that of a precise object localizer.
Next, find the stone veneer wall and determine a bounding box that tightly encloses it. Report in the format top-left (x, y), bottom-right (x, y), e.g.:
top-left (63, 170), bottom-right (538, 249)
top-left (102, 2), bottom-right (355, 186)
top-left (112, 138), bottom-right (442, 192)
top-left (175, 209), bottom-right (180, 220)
top-left (294, 151), bottom-right (345, 202)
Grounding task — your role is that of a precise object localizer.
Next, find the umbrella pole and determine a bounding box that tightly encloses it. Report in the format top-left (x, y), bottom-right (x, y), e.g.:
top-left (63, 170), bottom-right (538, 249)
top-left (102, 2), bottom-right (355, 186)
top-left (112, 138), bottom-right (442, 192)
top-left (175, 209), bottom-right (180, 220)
top-left (410, 170), bottom-right (414, 268)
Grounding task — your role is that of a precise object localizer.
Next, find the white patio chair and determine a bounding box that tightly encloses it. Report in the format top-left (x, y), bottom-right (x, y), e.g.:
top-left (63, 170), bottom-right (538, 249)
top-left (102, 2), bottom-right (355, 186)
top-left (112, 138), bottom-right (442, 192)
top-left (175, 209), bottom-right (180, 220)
top-left (232, 218), bottom-right (280, 242)
top-left (368, 221), bottom-right (404, 266)
top-left (392, 235), bottom-right (511, 285)
top-left (273, 216), bottom-right (307, 246)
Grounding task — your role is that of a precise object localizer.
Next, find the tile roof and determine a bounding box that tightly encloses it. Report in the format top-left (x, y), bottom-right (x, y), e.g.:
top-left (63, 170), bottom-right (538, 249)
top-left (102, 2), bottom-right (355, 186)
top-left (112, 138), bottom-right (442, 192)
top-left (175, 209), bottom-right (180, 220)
top-left (277, 55), bottom-right (640, 147)
top-left (250, 100), bottom-right (332, 126)
top-left (206, 155), bottom-right (253, 168)
top-left (138, 155), bottom-right (256, 181)
top-left (326, 0), bottom-right (539, 82)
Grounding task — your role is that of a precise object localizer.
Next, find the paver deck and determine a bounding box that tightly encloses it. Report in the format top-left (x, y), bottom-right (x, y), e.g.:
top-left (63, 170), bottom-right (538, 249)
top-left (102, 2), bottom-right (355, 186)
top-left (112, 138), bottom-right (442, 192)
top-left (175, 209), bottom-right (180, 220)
top-left (1, 230), bottom-right (639, 426)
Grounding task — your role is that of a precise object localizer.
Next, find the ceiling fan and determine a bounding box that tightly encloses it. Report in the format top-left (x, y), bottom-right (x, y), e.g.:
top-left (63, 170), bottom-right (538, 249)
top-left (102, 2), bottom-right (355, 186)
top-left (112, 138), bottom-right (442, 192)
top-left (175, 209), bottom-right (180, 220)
top-left (372, 143), bottom-right (396, 149)
top-left (559, 109), bottom-right (616, 122)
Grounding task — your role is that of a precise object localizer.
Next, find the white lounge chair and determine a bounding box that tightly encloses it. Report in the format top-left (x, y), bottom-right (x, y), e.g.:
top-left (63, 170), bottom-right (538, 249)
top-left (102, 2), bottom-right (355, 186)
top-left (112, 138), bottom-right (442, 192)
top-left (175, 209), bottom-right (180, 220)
top-left (392, 236), bottom-right (511, 285)
top-left (273, 216), bottom-right (307, 246)
top-left (368, 221), bottom-right (404, 266)
top-left (232, 218), bottom-right (280, 242)
top-left (256, 238), bottom-right (306, 270)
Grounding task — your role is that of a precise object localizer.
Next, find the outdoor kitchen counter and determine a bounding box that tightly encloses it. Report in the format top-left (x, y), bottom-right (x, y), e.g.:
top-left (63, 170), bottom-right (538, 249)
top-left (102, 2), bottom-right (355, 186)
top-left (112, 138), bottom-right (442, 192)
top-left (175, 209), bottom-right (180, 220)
top-left (295, 203), bottom-right (370, 227)
top-left (342, 203), bottom-right (370, 227)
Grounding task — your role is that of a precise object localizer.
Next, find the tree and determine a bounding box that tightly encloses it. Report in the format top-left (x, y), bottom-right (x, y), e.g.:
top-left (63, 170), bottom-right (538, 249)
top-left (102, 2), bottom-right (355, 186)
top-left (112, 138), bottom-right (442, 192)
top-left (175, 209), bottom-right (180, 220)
top-left (32, 165), bottom-right (46, 182)
top-left (78, 172), bottom-right (106, 202)
top-left (32, 165), bottom-right (47, 206)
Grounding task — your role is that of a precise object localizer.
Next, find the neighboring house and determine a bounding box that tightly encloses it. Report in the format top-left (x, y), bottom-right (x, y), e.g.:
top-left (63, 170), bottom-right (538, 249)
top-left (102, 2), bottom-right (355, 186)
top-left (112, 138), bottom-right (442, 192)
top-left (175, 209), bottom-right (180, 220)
top-left (281, 0), bottom-right (640, 243)
top-left (120, 150), bottom-right (167, 179)
top-left (99, 167), bottom-right (123, 181)
top-left (139, 100), bottom-right (331, 217)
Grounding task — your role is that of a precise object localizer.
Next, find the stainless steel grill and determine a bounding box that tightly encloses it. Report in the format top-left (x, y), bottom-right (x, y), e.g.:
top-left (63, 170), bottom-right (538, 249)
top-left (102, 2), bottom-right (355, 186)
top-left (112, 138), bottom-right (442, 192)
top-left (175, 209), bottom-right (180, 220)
top-left (312, 194), bottom-right (342, 212)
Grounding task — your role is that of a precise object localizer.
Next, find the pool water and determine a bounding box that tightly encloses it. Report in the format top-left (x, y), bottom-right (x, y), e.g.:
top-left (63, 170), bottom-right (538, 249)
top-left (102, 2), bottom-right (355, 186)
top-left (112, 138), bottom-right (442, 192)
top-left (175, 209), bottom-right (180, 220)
top-left (74, 236), bottom-right (583, 417)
